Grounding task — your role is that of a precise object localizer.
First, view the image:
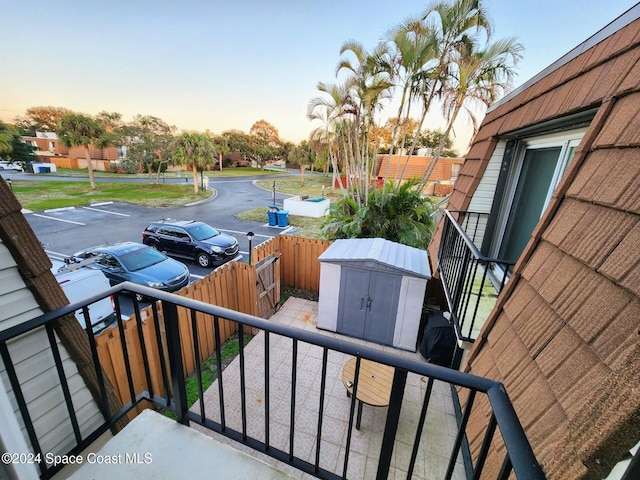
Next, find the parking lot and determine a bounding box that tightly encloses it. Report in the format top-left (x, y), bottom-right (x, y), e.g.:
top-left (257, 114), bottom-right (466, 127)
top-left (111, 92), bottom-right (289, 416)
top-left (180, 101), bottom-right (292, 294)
top-left (26, 200), bottom-right (295, 316)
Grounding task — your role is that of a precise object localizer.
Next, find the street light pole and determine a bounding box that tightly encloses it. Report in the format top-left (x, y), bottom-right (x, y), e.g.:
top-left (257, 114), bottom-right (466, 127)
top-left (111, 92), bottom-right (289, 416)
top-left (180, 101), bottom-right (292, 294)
top-left (272, 181), bottom-right (276, 205)
top-left (246, 231), bottom-right (254, 266)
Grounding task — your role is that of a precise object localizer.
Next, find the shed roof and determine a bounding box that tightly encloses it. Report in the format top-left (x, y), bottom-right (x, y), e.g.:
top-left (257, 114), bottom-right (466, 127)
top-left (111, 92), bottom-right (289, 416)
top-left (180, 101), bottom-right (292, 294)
top-left (318, 238), bottom-right (431, 279)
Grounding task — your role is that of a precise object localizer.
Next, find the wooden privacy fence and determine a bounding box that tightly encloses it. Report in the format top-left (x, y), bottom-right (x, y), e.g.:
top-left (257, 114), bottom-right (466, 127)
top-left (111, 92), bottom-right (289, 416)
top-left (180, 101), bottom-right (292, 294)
top-left (95, 261), bottom-right (260, 408)
top-left (95, 235), bottom-right (329, 411)
top-left (254, 235), bottom-right (332, 293)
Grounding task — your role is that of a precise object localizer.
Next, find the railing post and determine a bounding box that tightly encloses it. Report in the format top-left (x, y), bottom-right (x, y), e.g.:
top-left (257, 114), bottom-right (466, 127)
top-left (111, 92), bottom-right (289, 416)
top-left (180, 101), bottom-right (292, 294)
top-left (162, 300), bottom-right (189, 425)
top-left (376, 368), bottom-right (407, 480)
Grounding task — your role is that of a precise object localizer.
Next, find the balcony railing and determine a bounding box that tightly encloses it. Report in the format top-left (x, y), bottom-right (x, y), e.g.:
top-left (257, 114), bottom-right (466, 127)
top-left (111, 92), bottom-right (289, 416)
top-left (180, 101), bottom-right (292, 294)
top-left (0, 282), bottom-right (543, 480)
top-left (437, 211), bottom-right (515, 345)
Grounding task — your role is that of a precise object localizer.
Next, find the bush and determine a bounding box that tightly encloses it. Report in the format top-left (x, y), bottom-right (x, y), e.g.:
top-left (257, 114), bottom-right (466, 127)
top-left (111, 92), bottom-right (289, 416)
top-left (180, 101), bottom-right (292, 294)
top-left (119, 157), bottom-right (140, 174)
top-left (108, 162), bottom-right (119, 173)
top-left (322, 179), bottom-right (435, 249)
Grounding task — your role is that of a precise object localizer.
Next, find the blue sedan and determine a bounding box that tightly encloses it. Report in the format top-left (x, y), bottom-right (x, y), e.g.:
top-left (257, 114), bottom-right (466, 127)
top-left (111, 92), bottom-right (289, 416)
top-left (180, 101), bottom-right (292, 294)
top-left (72, 242), bottom-right (190, 301)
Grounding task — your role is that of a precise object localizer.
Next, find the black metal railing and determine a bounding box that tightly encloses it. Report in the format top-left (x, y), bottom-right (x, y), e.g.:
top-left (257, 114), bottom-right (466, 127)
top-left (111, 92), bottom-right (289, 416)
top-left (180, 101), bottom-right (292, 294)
top-left (437, 210), bottom-right (515, 344)
top-left (0, 282), bottom-right (543, 480)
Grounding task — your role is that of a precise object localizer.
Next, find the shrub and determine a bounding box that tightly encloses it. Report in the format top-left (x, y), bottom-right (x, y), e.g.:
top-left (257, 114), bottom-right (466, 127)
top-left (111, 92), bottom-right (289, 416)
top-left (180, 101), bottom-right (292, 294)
top-left (119, 157), bottom-right (140, 174)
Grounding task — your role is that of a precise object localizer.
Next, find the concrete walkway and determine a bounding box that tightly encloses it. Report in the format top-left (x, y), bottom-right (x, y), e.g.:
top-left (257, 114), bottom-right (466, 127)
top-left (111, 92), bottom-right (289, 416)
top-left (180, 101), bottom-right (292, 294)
top-left (193, 297), bottom-right (466, 480)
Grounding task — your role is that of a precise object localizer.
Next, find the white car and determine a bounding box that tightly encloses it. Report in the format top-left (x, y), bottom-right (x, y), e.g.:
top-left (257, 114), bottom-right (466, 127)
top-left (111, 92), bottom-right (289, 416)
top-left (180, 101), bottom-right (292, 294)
top-left (51, 257), bottom-right (118, 334)
top-left (0, 161), bottom-right (24, 172)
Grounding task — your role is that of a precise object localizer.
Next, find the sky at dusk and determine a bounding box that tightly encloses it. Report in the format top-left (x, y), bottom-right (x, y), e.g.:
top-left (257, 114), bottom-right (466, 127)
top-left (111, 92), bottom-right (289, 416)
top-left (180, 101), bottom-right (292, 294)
top-left (1, 0), bottom-right (637, 153)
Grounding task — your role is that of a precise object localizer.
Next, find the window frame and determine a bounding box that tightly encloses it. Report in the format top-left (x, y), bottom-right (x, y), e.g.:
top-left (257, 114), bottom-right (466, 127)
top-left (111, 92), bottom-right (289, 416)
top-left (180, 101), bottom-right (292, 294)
top-left (488, 128), bottom-right (586, 279)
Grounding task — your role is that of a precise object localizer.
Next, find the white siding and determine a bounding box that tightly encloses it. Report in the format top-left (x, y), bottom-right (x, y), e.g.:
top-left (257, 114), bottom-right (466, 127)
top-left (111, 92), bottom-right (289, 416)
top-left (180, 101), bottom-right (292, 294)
top-left (317, 263), bottom-right (341, 331)
top-left (0, 240), bottom-right (103, 467)
top-left (466, 140), bottom-right (506, 249)
top-left (393, 276), bottom-right (428, 351)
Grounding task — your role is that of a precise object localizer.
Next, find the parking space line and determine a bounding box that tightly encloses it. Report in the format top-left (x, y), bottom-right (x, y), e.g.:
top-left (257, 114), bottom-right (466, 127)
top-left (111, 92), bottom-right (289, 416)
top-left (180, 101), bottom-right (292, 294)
top-left (32, 213), bottom-right (85, 225)
top-left (82, 206), bottom-right (130, 217)
top-left (190, 273), bottom-right (204, 279)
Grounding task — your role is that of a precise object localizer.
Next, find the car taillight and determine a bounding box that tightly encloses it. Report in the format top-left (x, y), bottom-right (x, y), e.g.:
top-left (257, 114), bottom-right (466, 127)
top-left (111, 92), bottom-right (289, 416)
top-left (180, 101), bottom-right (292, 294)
top-left (110, 295), bottom-right (115, 311)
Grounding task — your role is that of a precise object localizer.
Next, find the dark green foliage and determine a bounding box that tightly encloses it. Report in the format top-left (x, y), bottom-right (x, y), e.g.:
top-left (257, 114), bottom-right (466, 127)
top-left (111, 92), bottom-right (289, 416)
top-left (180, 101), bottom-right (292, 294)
top-left (142, 161), bottom-right (168, 174)
top-left (119, 157), bottom-right (141, 174)
top-left (7, 138), bottom-right (36, 166)
top-left (322, 179), bottom-right (435, 249)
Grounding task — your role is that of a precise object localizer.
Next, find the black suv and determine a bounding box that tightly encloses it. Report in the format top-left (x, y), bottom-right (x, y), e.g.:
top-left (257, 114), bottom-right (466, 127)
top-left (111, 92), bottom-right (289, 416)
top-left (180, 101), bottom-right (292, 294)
top-left (142, 220), bottom-right (240, 268)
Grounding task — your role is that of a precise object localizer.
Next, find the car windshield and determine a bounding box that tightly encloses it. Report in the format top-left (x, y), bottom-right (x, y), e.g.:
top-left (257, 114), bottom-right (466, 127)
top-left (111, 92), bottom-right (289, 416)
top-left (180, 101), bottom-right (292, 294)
top-left (118, 247), bottom-right (166, 271)
top-left (188, 223), bottom-right (219, 241)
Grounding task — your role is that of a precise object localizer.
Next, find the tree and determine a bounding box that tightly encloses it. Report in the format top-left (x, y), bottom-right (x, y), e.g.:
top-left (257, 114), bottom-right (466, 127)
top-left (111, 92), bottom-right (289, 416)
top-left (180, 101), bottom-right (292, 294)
top-left (248, 120), bottom-right (280, 169)
top-left (249, 119), bottom-right (280, 146)
top-left (221, 129), bottom-right (255, 166)
top-left (172, 131), bottom-right (215, 195)
top-left (416, 128), bottom-right (457, 156)
top-left (15, 106), bottom-right (73, 135)
top-left (374, 117), bottom-right (421, 153)
top-left (0, 122), bottom-right (13, 155)
top-left (127, 115), bottom-right (176, 182)
top-left (308, 82), bottom-right (352, 191)
top-left (378, 16), bottom-right (439, 181)
top-left (288, 140), bottom-right (314, 186)
top-left (384, 0), bottom-right (493, 182)
top-left (322, 179), bottom-right (435, 249)
top-left (418, 34), bottom-right (523, 188)
top-left (210, 134), bottom-right (229, 171)
top-left (57, 113), bottom-right (106, 189)
top-left (7, 134), bottom-right (36, 166)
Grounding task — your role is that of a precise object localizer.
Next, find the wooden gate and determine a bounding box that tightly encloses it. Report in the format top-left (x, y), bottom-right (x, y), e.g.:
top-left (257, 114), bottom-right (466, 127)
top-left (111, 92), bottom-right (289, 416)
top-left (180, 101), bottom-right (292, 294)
top-left (254, 253), bottom-right (281, 318)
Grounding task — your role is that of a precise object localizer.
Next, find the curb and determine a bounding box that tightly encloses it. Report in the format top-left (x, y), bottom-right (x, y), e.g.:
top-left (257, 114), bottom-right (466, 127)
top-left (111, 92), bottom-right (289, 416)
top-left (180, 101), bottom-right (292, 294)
top-left (185, 187), bottom-right (218, 207)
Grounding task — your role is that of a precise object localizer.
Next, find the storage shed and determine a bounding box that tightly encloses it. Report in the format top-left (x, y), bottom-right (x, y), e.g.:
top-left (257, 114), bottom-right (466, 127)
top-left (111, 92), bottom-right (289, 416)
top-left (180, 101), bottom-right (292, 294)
top-left (317, 238), bottom-right (431, 351)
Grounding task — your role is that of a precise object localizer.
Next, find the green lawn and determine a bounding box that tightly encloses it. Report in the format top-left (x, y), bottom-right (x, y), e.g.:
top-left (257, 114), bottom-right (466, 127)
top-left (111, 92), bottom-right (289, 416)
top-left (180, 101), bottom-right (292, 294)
top-left (254, 172), bottom-right (336, 199)
top-left (236, 207), bottom-right (326, 239)
top-left (49, 166), bottom-right (286, 179)
top-left (11, 181), bottom-right (212, 211)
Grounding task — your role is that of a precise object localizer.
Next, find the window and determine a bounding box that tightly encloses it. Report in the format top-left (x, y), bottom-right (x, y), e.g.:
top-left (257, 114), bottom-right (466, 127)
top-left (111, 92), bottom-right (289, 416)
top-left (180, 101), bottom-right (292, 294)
top-left (490, 129), bottom-right (584, 271)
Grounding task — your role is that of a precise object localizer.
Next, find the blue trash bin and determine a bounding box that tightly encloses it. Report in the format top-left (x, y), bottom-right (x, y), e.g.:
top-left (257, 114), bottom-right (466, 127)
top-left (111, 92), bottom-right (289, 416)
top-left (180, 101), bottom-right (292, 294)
top-left (276, 210), bottom-right (289, 227)
top-left (267, 205), bottom-right (279, 226)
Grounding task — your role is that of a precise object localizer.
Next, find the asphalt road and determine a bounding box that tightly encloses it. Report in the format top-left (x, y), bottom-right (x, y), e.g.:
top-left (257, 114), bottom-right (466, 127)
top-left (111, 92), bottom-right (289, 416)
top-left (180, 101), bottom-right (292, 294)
top-left (13, 172), bottom-right (294, 261)
top-left (8, 172), bottom-right (297, 315)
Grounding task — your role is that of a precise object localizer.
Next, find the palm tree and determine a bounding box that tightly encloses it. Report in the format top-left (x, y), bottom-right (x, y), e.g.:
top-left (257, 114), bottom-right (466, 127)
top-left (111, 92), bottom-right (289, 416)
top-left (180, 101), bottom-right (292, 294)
top-left (172, 132), bottom-right (215, 195)
top-left (211, 134), bottom-right (229, 172)
top-left (323, 179), bottom-right (435, 249)
top-left (336, 40), bottom-right (392, 201)
top-left (391, 0), bottom-right (493, 182)
top-left (57, 113), bottom-right (106, 189)
top-left (378, 17), bottom-right (438, 182)
top-left (288, 141), bottom-right (314, 187)
top-left (418, 34), bottom-right (523, 189)
top-left (308, 81), bottom-right (354, 192)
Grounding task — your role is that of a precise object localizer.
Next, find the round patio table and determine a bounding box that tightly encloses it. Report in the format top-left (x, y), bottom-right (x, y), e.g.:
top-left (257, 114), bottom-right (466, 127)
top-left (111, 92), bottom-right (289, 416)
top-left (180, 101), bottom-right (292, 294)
top-left (341, 357), bottom-right (394, 430)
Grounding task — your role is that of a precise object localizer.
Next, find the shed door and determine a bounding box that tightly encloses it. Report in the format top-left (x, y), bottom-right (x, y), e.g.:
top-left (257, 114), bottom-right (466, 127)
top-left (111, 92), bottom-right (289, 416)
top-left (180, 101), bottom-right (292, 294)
top-left (364, 271), bottom-right (400, 344)
top-left (337, 267), bottom-right (369, 338)
top-left (337, 267), bottom-right (399, 346)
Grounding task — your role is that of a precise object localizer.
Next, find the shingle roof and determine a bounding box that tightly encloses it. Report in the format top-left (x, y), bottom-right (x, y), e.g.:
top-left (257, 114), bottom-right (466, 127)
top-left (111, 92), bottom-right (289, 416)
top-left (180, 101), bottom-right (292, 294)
top-left (427, 8), bottom-right (640, 479)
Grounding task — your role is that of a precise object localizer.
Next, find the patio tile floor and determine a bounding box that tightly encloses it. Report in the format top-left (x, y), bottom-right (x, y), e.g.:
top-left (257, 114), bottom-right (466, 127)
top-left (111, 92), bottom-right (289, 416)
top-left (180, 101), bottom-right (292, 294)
top-left (193, 297), bottom-right (466, 479)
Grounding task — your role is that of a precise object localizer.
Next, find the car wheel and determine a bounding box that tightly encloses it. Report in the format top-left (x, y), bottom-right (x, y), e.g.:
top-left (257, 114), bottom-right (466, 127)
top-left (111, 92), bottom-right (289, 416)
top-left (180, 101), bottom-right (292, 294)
top-left (196, 252), bottom-right (211, 268)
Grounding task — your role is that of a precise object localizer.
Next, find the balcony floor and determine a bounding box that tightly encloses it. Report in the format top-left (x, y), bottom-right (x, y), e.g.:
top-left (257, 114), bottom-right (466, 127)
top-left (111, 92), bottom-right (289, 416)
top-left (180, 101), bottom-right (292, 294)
top-left (192, 297), bottom-right (466, 479)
